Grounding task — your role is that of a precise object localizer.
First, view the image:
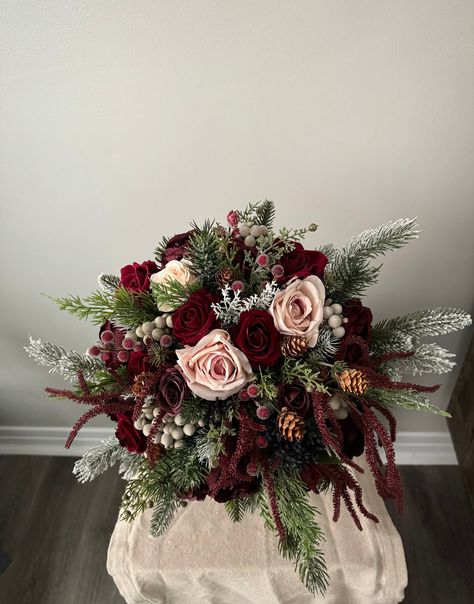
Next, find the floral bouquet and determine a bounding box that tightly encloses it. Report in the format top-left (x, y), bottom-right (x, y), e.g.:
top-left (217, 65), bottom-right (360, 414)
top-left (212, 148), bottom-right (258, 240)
top-left (26, 201), bottom-right (471, 594)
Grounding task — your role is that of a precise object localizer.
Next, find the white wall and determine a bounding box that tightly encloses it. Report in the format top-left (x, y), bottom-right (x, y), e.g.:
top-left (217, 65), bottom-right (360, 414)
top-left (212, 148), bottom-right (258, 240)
top-left (1, 1), bottom-right (473, 434)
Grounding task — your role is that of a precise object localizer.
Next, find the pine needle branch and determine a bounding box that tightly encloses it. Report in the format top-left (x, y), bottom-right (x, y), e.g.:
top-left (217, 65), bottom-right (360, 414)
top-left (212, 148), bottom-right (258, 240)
top-left (224, 494), bottom-right (259, 522)
top-left (51, 287), bottom-right (158, 329)
top-left (366, 387), bottom-right (450, 417)
top-left (371, 307), bottom-right (472, 356)
top-left (258, 467), bottom-right (329, 594)
top-left (379, 343), bottom-right (456, 379)
top-left (97, 273), bottom-right (120, 293)
top-left (327, 218), bottom-right (420, 300)
top-left (73, 436), bottom-right (136, 482)
top-left (254, 200), bottom-right (276, 229)
top-left (150, 279), bottom-right (200, 312)
top-left (25, 337), bottom-right (105, 381)
top-left (186, 220), bottom-right (222, 289)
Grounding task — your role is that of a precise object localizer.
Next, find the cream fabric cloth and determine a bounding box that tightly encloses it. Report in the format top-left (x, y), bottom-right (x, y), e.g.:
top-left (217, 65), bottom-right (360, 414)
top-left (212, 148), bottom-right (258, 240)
top-left (107, 458), bottom-right (407, 604)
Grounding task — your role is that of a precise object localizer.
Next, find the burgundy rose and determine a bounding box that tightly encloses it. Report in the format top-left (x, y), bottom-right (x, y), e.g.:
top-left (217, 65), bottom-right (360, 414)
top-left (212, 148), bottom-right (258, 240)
top-left (115, 412), bottom-right (147, 453)
top-left (278, 242), bottom-right (327, 283)
top-left (229, 310), bottom-right (281, 369)
top-left (172, 289), bottom-right (220, 346)
top-left (343, 299), bottom-right (373, 341)
top-left (342, 299), bottom-right (373, 364)
top-left (155, 366), bottom-right (188, 416)
top-left (119, 260), bottom-right (158, 292)
top-left (127, 350), bottom-right (150, 379)
top-left (182, 482), bottom-right (210, 501)
top-left (161, 231), bottom-right (194, 265)
top-left (207, 465), bottom-right (260, 503)
top-left (278, 382), bottom-right (311, 417)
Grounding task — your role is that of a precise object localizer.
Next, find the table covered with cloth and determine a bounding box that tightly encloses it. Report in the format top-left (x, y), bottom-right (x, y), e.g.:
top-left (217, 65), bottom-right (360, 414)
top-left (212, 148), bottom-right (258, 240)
top-left (107, 457), bottom-right (407, 604)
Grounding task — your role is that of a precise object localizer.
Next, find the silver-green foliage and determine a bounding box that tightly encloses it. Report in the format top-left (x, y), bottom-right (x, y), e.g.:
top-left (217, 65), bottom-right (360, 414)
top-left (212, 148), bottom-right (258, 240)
top-left (371, 307), bottom-right (472, 356)
top-left (98, 273), bottom-right (120, 293)
top-left (211, 282), bottom-right (278, 327)
top-left (73, 436), bottom-right (141, 483)
top-left (379, 343), bottom-right (456, 379)
top-left (366, 388), bottom-right (450, 417)
top-left (25, 337), bottom-right (104, 381)
top-left (327, 218), bottom-right (420, 300)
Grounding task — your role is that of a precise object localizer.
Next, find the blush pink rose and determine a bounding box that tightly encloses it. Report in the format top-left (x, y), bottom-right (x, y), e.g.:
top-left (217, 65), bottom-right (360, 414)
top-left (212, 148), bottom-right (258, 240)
top-left (269, 275), bottom-right (325, 347)
top-left (175, 329), bottom-right (253, 401)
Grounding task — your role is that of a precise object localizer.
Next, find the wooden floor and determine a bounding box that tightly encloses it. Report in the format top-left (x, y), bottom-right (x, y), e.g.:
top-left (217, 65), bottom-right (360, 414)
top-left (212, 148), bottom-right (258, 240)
top-left (0, 457), bottom-right (473, 604)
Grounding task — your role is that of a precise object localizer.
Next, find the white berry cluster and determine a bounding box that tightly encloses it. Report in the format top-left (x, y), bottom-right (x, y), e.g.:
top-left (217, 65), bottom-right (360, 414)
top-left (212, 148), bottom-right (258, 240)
top-left (322, 299), bottom-right (348, 338)
top-left (328, 394), bottom-right (349, 420)
top-left (155, 413), bottom-right (204, 450)
top-left (236, 221), bottom-right (269, 248)
top-left (134, 314), bottom-right (173, 346)
top-left (134, 397), bottom-right (204, 450)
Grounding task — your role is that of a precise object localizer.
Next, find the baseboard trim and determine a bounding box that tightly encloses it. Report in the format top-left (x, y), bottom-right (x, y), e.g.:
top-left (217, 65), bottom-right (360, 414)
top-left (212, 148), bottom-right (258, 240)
top-left (0, 426), bottom-right (115, 457)
top-left (0, 426), bottom-right (457, 464)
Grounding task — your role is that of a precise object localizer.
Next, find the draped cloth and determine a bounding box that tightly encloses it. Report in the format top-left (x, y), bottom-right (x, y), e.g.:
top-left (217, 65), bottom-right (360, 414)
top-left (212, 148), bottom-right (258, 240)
top-left (107, 457), bottom-right (407, 604)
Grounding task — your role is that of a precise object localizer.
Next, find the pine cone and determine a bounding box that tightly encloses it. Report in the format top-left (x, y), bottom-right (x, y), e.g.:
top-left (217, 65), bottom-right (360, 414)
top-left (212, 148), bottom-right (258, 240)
top-left (216, 266), bottom-right (235, 287)
top-left (336, 369), bottom-right (368, 395)
top-left (281, 335), bottom-right (308, 358)
top-left (277, 407), bottom-right (306, 441)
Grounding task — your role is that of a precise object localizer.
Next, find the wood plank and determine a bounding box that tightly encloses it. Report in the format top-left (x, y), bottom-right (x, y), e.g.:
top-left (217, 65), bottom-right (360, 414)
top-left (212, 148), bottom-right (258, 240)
top-left (0, 456), bottom-right (125, 604)
top-left (387, 466), bottom-right (474, 604)
top-left (448, 333), bottom-right (474, 508)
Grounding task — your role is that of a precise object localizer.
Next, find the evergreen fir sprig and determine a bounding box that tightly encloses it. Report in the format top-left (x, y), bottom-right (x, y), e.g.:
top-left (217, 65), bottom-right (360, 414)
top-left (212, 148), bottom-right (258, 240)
top-left (258, 467), bottom-right (329, 594)
top-left (317, 243), bottom-right (337, 263)
top-left (153, 235), bottom-right (171, 265)
top-left (148, 343), bottom-right (174, 367)
top-left (379, 343), bottom-right (456, 379)
top-left (366, 387), bottom-right (450, 417)
top-left (97, 273), bottom-right (120, 293)
top-left (77, 367), bottom-right (129, 394)
top-left (73, 436), bottom-right (140, 483)
top-left (180, 398), bottom-right (208, 424)
top-left (186, 220), bottom-right (222, 289)
top-left (240, 200), bottom-right (276, 229)
top-left (149, 493), bottom-right (181, 537)
top-left (150, 279), bottom-right (200, 312)
top-left (121, 448), bottom-right (205, 533)
top-left (225, 494), bottom-right (259, 522)
top-left (370, 307), bottom-right (472, 356)
top-left (25, 337), bottom-right (105, 381)
top-left (327, 218), bottom-right (420, 300)
top-left (51, 287), bottom-right (157, 329)
top-left (308, 326), bottom-right (341, 361)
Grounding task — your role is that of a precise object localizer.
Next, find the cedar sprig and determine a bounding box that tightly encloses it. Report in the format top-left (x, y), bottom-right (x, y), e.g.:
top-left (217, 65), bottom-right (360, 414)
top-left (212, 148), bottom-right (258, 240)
top-left (51, 287), bottom-right (157, 329)
top-left (150, 279), bottom-right (200, 312)
top-left (281, 358), bottom-right (324, 392)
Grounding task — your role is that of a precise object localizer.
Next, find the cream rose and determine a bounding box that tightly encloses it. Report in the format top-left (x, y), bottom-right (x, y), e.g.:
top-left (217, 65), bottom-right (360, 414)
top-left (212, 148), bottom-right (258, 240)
top-left (269, 275), bottom-right (325, 347)
top-left (151, 259), bottom-right (196, 311)
top-left (175, 329), bottom-right (253, 401)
